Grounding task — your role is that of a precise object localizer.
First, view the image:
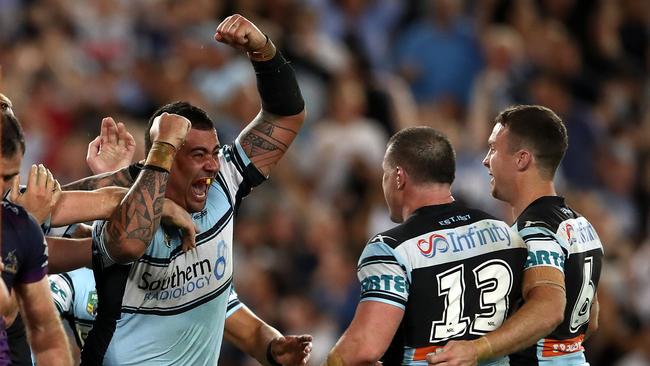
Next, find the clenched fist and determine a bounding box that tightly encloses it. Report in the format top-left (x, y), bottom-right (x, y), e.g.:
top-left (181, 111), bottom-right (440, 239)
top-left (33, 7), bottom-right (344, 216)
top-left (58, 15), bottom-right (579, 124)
top-left (214, 14), bottom-right (268, 54)
top-left (149, 112), bottom-right (192, 150)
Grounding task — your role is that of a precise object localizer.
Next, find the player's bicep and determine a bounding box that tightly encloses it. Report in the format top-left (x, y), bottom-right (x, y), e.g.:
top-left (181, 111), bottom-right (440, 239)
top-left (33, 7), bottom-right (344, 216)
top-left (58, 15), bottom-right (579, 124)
top-left (332, 301), bottom-right (404, 363)
top-left (237, 111), bottom-right (302, 177)
top-left (522, 266), bottom-right (565, 300)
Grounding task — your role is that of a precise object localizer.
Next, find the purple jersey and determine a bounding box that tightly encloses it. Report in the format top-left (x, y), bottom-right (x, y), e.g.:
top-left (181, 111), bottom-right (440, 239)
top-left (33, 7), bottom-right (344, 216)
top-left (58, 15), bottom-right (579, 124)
top-left (2, 200), bottom-right (49, 289)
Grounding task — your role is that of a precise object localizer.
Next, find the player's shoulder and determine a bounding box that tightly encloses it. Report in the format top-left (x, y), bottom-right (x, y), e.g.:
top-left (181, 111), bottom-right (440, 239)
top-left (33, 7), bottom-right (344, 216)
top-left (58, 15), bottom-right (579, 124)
top-left (515, 196), bottom-right (578, 233)
top-left (1, 200), bottom-right (41, 232)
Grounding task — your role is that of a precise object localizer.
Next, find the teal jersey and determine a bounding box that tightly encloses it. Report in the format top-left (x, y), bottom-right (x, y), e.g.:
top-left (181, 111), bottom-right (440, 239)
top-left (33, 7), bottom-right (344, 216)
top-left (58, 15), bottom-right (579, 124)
top-left (49, 268), bottom-right (97, 348)
top-left (81, 140), bottom-right (264, 366)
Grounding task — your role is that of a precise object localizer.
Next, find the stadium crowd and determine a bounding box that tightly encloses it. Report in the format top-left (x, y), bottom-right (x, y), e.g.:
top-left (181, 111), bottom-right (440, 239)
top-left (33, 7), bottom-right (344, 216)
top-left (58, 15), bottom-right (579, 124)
top-left (0, 0), bottom-right (649, 365)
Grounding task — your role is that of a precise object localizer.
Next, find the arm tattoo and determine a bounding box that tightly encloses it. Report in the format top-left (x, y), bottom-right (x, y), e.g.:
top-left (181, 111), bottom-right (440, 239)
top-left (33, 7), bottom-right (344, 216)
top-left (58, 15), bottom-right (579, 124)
top-left (63, 166), bottom-right (134, 191)
top-left (105, 169), bottom-right (167, 253)
top-left (240, 117), bottom-right (298, 175)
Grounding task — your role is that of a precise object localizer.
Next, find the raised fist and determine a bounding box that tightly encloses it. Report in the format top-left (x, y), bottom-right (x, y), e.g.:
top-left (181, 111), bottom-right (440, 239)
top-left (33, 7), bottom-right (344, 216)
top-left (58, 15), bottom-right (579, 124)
top-left (149, 112), bottom-right (191, 150)
top-left (214, 14), bottom-right (267, 53)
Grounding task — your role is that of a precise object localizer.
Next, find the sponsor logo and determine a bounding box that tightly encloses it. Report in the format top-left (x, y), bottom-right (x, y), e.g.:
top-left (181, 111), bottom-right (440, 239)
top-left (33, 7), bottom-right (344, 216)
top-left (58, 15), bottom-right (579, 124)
top-left (360, 275), bottom-right (408, 293)
top-left (139, 240), bottom-right (229, 302)
top-left (566, 224), bottom-right (576, 245)
top-left (525, 250), bottom-right (565, 268)
top-left (417, 234), bottom-right (449, 258)
top-left (140, 259), bottom-right (215, 301)
top-left (86, 291), bottom-right (98, 316)
top-left (416, 222), bottom-right (513, 258)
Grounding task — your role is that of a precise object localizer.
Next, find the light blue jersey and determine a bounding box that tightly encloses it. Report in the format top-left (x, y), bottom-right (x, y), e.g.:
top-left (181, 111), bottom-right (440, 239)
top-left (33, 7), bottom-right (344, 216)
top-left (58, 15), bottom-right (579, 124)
top-left (49, 268), bottom-right (97, 348)
top-left (82, 140), bottom-right (263, 366)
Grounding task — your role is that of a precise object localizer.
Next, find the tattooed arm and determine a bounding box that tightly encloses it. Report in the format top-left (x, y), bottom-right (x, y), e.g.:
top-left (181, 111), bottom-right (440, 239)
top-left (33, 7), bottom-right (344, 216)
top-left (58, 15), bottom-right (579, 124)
top-left (62, 165), bottom-right (135, 191)
top-left (102, 113), bottom-right (190, 264)
top-left (238, 111), bottom-right (304, 177)
top-left (215, 14), bottom-right (305, 178)
top-left (103, 170), bottom-right (168, 263)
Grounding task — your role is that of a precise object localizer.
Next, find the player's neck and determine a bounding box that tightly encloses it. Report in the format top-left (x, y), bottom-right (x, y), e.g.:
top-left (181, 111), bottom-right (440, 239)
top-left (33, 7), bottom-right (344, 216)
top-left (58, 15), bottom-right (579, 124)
top-left (401, 183), bottom-right (454, 220)
top-left (510, 178), bottom-right (557, 219)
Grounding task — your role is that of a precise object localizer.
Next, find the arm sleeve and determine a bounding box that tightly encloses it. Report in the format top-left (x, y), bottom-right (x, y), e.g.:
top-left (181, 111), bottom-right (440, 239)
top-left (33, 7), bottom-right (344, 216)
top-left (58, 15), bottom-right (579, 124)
top-left (519, 225), bottom-right (567, 272)
top-left (357, 240), bottom-right (410, 309)
top-left (225, 285), bottom-right (243, 318)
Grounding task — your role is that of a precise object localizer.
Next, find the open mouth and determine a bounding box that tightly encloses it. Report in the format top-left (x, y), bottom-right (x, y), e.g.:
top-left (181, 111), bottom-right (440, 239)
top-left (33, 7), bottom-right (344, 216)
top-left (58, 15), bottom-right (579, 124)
top-left (191, 177), bottom-right (212, 200)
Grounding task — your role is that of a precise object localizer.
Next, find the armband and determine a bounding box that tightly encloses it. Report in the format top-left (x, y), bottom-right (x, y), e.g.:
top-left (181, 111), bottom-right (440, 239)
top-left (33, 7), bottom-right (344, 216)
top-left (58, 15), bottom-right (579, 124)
top-left (144, 141), bottom-right (176, 173)
top-left (251, 48), bottom-right (304, 116)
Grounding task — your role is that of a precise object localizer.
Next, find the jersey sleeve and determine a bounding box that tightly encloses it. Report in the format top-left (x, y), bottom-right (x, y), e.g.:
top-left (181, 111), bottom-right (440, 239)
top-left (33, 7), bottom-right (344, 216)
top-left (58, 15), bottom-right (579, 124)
top-left (92, 220), bottom-right (119, 269)
top-left (217, 140), bottom-right (266, 210)
top-left (519, 225), bottom-right (567, 272)
top-left (357, 240), bottom-right (410, 310)
top-left (225, 285), bottom-right (243, 318)
top-left (15, 215), bottom-right (48, 284)
top-left (49, 274), bottom-right (74, 316)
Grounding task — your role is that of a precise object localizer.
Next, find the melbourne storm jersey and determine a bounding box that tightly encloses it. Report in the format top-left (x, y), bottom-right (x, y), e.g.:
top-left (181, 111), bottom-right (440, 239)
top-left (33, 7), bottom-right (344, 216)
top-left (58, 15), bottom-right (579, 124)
top-left (359, 202), bottom-right (527, 366)
top-left (509, 196), bottom-right (603, 366)
top-left (81, 140), bottom-right (264, 366)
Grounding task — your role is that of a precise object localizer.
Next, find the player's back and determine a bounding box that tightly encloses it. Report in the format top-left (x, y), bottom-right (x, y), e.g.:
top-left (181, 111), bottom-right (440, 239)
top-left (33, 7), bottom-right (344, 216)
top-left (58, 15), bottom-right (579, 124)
top-left (509, 196), bottom-right (603, 366)
top-left (359, 202), bottom-right (527, 366)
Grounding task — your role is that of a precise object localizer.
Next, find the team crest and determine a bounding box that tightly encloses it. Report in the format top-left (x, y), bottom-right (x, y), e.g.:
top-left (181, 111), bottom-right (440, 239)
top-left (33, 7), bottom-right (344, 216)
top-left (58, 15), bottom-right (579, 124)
top-left (86, 291), bottom-right (98, 316)
top-left (3, 250), bottom-right (18, 274)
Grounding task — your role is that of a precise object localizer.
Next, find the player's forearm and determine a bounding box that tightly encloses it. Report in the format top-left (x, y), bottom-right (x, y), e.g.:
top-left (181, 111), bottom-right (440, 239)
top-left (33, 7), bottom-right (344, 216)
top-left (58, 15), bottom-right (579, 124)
top-left (62, 165), bottom-right (134, 191)
top-left (325, 336), bottom-right (380, 366)
top-left (476, 287), bottom-right (565, 360)
top-left (105, 168), bottom-right (168, 263)
top-left (50, 187), bottom-right (128, 226)
top-left (238, 40), bottom-right (305, 177)
top-left (30, 316), bottom-right (72, 366)
top-left (46, 237), bottom-right (92, 273)
top-left (225, 307), bottom-right (282, 365)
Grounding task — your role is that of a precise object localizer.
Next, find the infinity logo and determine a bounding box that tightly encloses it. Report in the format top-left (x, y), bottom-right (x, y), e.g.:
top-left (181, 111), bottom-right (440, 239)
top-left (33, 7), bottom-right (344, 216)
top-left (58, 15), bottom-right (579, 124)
top-left (417, 234), bottom-right (449, 258)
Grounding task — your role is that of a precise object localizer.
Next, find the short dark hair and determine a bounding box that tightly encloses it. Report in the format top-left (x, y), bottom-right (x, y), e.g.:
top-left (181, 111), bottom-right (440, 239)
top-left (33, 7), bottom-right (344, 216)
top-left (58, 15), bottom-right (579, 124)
top-left (145, 101), bottom-right (216, 154)
top-left (1, 110), bottom-right (26, 158)
top-left (494, 105), bottom-right (568, 178)
top-left (386, 127), bottom-right (455, 184)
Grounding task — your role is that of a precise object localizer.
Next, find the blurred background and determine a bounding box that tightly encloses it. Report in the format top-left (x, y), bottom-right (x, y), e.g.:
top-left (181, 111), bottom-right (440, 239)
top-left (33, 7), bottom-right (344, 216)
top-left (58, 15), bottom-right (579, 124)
top-left (1, 0), bottom-right (649, 365)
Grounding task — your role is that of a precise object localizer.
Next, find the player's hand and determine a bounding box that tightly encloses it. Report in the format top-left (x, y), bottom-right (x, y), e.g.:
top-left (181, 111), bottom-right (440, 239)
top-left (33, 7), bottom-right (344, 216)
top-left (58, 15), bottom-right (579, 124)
top-left (149, 113), bottom-right (191, 150)
top-left (161, 199), bottom-right (198, 252)
top-left (87, 117), bottom-right (136, 174)
top-left (214, 14), bottom-right (267, 53)
top-left (270, 335), bottom-right (313, 366)
top-left (426, 341), bottom-right (478, 366)
top-left (9, 164), bottom-right (61, 224)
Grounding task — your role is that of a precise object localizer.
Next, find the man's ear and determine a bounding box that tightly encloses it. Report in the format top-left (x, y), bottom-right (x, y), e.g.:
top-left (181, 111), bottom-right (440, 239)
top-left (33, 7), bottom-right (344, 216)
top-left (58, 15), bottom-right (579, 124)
top-left (396, 166), bottom-right (406, 190)
top-left (515, 150), bottom-right (532, 171)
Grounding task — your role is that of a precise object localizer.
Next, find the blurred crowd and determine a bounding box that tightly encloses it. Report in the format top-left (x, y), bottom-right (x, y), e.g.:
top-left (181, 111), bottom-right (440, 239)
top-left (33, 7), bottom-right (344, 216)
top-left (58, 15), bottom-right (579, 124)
top-left (1, 0), bottom-right (649, 365)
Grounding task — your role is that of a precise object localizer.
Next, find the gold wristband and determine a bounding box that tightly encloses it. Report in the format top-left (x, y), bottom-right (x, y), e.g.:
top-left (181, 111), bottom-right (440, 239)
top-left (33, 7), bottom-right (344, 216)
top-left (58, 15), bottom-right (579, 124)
top-left (144, 141), bottom-right (177, 172)
top-left (248, 35), bottom-right (277, 62)
top-left (472, 337), bottom-right (493, 362)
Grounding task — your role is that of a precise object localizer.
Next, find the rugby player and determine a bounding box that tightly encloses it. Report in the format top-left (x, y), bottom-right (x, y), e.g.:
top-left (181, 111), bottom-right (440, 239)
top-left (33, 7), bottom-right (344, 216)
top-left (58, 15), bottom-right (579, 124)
top-left (428, 105), bottom-right (603, 366)
top-left (324, 127), bottom-right (528, 366)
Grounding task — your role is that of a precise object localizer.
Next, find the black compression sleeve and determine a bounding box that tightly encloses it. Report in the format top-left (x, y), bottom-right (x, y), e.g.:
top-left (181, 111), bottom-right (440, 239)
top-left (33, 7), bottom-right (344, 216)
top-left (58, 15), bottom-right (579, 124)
top-left (251, 52), bottom-right (304, 116)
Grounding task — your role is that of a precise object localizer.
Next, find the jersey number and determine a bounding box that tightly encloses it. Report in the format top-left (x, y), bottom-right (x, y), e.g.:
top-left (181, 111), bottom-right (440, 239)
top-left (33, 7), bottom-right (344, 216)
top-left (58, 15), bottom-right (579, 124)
top-left (430, 260), bottom-right (513, 342)
top-left (570, 256), bottom-right (595, 333)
